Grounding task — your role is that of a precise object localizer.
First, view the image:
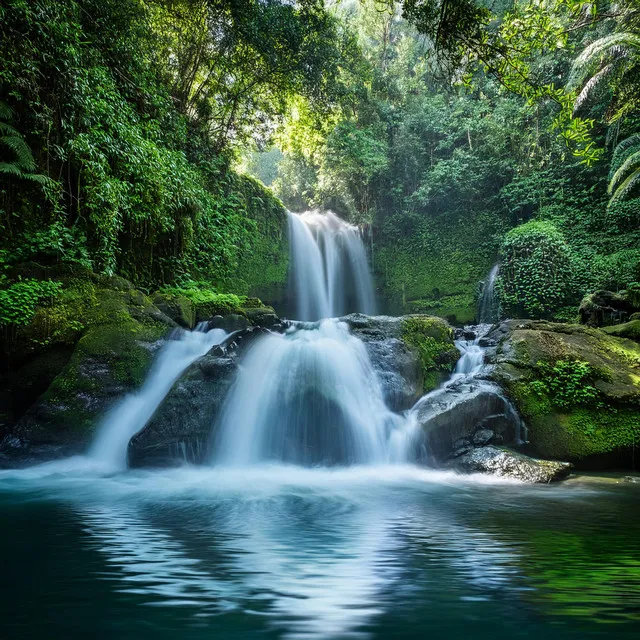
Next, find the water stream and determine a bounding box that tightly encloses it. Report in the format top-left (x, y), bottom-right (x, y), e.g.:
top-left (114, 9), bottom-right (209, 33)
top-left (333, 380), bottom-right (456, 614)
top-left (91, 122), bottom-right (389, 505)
top-left (89, 325), bottom-right (228, 469)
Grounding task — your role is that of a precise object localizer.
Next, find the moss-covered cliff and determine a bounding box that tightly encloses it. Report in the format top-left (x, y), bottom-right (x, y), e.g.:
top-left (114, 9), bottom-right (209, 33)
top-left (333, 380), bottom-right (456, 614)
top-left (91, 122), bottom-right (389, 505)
top-left (374, 212), bottom-right (501, 325)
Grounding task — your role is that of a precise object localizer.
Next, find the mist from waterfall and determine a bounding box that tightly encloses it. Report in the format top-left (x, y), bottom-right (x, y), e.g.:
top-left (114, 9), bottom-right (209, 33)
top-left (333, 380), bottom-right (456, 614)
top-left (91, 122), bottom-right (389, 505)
top-left (288, 211), bottom-right (376, 321)
top-left (89, 326), bottom-right (228, 469)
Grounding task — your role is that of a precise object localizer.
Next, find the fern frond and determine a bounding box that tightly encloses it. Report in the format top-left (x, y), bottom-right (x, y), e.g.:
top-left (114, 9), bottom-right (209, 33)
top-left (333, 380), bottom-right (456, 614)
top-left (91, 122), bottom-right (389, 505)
top-left (573, 63), bottom-right (615, 111)
top-left (22, 172), bottom-right (54, 186)
top-left (610, 134), bottom-right (640, 173)
top-left (0, 101), bottom-right (13, 122)
top-left (0, 135), bottom-right (36, 171)
top-left (0, 122), bottom-right (19, 137)
top-left (0, 162), bottom-right (25, 177)
top-left (609, 149), bottom-right (640, 194)
top-left (609, 167), bottom-right (640, 204)
top-left (568, 32), bottom-right (640, 88)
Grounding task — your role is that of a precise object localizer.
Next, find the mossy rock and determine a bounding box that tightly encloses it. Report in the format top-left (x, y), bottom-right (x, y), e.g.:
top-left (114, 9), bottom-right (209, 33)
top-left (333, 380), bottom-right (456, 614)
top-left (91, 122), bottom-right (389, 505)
top-left (153, 293), bottom-right (196, 328)
top-left (488, 320), bottom-right (640, 467)
top-left (400, 315), bottom-right (459, 392)
top-left (602, 320), bottom-right (640, 342)
top-left (5, 274), bottom-right (175, 454)
top-left (154, 287), bottom-right (276, 326)
top-left (579, 290), bottom-right (637, 327)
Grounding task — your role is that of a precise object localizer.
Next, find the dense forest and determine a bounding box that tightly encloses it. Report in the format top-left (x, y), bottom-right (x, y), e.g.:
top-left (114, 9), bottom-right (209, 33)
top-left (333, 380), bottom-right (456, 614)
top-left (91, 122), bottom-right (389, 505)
top-left (1, 0), bottom-right (639, 331)
top-left (1, 4), bottom-right (640, 635)
top-left (1, 0), bottom-right (640, 440)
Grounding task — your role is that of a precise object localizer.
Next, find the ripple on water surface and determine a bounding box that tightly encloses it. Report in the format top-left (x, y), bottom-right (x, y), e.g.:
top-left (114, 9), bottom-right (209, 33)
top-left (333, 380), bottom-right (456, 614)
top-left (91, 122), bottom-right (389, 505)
top-left (0, 463), bottom-right (639, 640)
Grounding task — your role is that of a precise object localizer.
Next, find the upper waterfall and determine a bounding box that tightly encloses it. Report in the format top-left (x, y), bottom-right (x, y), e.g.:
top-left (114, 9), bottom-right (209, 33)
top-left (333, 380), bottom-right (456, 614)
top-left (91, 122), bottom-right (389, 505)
top-left (478, 263), bottom-right (500, 324)
top-left (288, 211), bottom-right (376, 321)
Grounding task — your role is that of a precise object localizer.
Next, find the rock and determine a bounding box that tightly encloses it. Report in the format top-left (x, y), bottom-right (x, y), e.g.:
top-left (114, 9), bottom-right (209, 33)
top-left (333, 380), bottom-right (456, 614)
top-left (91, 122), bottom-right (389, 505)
top-left (410, 378), bottom-right (524, 464)
top-left (487, 319), bottom-right (640, 467)
top-left (208, 314), bottom-right (250, 332)
top-left (153, 293), bottom-right (195, 328)
top-left (579, 290), bottom-right (637, 327)
top-left (128, 352), bottom-right (238, 467)
top-left (128, 324), bottom-right (277, 466)
top-left (342, 314), bottom-right (459, 410)
top-left (472, 428), bottom-right (495, 446)
top-left (602, 320), bottom-right (640, 342)
top-left (455, 328), bottom-right (476, 341)
top-left (448, 445), bottom-right (572, 483)
top-left (1, 275), bottom-right (173, 461)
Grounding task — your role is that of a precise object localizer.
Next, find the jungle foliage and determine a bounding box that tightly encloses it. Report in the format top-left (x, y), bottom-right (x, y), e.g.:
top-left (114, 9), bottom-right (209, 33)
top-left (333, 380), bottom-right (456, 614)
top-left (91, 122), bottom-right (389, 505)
top-left (0, 0), bottom-right (344, 327)
top-left (1, 0), bottom-right (639, 327)
top-left (255, 0), bottom-right (640, 321)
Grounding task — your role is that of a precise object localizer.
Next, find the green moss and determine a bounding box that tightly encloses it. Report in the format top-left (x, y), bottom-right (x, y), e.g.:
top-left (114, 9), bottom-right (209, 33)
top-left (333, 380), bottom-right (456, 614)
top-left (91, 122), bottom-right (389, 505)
top-left (401, 316), bottom-right (459, 392)
top-left (602, 320), bottom-right (640, 342)
top-left (224, 175), bottom-right (289, 305)
top-left (375, 210), bottom-right (503, 324)
top-left (157, 285), bottom-right (274, 324)
top-left (507, 373), bottom-right (640, 461)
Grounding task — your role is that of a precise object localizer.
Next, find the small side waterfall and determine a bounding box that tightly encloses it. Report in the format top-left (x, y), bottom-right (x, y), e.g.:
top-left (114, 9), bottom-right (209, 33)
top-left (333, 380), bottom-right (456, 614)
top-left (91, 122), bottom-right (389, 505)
top-left (90, 326), bottom-right (228, 469)
top-left (213, 319), bottom-right (404, 466)
top-left (288, 211), bottom-right (376, 320)
top-left (478, 263), bottom-right (500, 324)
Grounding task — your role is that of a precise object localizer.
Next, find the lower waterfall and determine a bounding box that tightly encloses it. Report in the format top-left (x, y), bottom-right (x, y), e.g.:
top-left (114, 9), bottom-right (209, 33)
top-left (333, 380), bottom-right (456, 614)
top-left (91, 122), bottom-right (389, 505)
top-left (89, 325), bottom-right (228, 469)
top-left (213, 319), bottom-right (406, 466)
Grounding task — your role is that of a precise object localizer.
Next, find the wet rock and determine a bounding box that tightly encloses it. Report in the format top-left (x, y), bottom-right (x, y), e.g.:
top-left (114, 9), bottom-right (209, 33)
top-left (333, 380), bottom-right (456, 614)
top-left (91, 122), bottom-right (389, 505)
top-left (449, 445), bottom-right (572, 483)
top-left (128, 353), bottom-right (238, 467)
top-left (208, 314), bottom-right (250, 332)
top-left (342, 314), bottom-right (459, 409)
top-left (472, 428), bottom-right (494, 446)
top-left (410, 378), bottom-right (523, 464)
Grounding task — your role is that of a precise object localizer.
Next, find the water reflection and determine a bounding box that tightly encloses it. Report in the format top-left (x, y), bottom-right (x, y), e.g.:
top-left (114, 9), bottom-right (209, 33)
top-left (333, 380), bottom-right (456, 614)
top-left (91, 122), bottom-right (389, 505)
top-left (1, 465), bottom-right (639, 639)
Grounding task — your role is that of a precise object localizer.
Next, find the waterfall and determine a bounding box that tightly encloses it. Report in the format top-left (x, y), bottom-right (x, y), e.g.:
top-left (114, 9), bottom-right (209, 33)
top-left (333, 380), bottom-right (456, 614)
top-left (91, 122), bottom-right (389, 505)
top-left (288, 211), bottom-right (376, 321)
top-left (478, 263), bottom-right (500, 324)
top-left (89, 326), bottom-right (228, 469)
top-left (213, 319), bottom-right (404, 466)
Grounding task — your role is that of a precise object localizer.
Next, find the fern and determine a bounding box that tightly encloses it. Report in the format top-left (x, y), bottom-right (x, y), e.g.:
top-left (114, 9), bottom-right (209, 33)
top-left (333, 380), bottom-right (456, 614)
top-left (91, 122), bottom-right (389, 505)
top-left (0, 100), bottom-right (51, 185)
top-left (608, 134), bottom-right (640, 204)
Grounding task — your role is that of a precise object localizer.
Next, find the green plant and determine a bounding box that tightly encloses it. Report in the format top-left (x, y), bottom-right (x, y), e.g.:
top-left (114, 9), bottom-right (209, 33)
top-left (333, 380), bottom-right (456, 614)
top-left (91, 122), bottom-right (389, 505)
top-left (0, 101), bottom-right (52, 186)
top-left (498, 221), bottom-right (580, 319)
top-left (530, 359), bottom-right (604, 409)
top-left (0, 277), bottom-right (62, 326)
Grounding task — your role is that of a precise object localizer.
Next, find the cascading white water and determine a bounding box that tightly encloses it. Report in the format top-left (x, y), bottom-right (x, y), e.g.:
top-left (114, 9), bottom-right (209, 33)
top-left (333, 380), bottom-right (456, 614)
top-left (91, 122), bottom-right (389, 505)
top-left (288, 211), bottom-right (376, 321)
top-left (213, 319), bottom-right (405, 466)
top-left (453, 337), bottom-right (485, 377)
top-left (90, 326), bottom-right (228, 469)
top-left (478, 263), bottom-right (500, 324)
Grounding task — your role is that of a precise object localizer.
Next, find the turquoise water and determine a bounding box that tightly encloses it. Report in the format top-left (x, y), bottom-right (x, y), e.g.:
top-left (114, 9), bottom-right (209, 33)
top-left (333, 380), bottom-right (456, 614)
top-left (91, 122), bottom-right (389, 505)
top-left (1, 462), bottom-right (639, 639)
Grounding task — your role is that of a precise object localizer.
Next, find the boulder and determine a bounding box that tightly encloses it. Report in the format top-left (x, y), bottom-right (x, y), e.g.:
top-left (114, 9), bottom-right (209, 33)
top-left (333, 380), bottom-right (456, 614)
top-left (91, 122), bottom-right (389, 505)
top-left (127, 326), bottom-right (274, 466)
top-left (409, 378), bottom-right (524, 464)
top-left (448, 445), bottom-right (572, 483)
top-left (342, 314), bottom-right (459, 410)
top-left (487, 319), bottom-right (640, 467)
top-left (1, 276), bottom-right (174, 461)
top-left (127, 352), bottom-right (238, 467)
top-left (579, 290), bottom-right (638, 327)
